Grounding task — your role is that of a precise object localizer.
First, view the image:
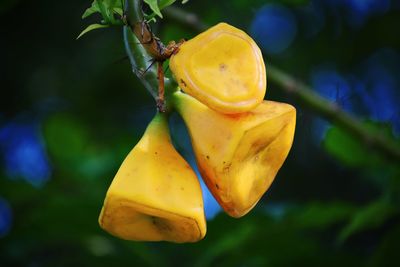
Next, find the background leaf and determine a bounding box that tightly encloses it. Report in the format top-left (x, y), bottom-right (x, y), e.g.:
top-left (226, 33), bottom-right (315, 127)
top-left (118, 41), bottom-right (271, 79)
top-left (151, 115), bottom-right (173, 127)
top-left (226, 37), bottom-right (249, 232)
top-left (144, 0), bottom-right (163, 18)
top-left (323, 121), bottom-right (398, 167)
top-left (160, 0), bottom-right (176, 9)
top-left (338, 199), bottom-right (398, 243)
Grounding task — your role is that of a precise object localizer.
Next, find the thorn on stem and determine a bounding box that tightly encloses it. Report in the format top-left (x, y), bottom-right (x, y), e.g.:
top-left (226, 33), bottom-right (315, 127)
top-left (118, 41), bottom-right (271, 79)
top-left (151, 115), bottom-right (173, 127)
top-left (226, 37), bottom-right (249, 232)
top-left (138, 59), bottom-right (157, 77)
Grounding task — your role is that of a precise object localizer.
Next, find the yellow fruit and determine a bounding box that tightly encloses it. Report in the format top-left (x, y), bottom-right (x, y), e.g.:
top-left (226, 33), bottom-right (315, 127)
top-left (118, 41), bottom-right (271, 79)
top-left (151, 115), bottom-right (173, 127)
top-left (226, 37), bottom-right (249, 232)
top-left (170, 22), bottom-right (266, 114)
top-left (173, 91), bottom-right (296, 218)
top-left (99, 113), bottom-right (206, 243)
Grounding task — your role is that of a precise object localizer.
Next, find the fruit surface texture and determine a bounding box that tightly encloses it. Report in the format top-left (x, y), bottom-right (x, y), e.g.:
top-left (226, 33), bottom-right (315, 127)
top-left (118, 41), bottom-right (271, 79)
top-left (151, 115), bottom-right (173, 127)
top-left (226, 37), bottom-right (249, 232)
top-left (99, 113), bottom-right (206, 242)
top-left (173, 91), bottom-right (296, 217)
top-left (170, 23), bottom-right (266, 114)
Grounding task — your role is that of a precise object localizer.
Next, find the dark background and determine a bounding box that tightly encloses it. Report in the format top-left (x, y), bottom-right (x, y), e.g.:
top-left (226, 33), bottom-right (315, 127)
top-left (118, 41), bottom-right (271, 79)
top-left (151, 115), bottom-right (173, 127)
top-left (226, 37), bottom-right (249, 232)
top-left (1, 0), bottom-right (400, 266)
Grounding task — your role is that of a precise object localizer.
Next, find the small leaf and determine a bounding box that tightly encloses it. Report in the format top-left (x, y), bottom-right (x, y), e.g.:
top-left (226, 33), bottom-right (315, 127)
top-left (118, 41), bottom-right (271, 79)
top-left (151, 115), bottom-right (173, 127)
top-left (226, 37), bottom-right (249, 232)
top-left (82, 1), bottom-right (123, 25)
top-left (144, 0), bottom-right (163, 18)
top-left (159, 0), bottom-right (176, 9)
top-left (145, 0), bottom-right (188, 22)
top-left (82, 1), bottom-right (100, 19)
top-left (77, 24), bottom-right (109, 39)
top-left (113, 7), bottom-right (123, 16)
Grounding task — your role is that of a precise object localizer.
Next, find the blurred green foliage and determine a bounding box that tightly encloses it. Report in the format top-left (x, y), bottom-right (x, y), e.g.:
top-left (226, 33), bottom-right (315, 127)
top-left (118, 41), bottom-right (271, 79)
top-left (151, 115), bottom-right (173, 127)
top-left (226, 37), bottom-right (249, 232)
top-left (1, 0), bottom-right (400, 266)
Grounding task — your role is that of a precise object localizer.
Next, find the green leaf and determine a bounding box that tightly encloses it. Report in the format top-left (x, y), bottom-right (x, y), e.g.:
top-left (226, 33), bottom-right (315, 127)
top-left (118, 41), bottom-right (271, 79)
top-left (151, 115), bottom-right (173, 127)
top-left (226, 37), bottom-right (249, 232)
top-left (294, 202), bottom-right (355, 229)
top-left (82, 0), bottom-right (123, 22)
top-left (338, 199), bottom-right (397, 243)
top-left (159, 0), bottom-right (176, 9)
top-left (194, 223), bottom-right (254, 267)
top-left (76, 23), bottom-right (109, 39)
top-left (144, 0), bottom-right (163, 18)
top-left (144, 0), bottom-right (189, 21)
top-left (157, 0), bottom-right (190, 10)
top-left (82, 1), bottom-right (100, 19)
top-left (113, 7), bottom-right (123, 16)
top-left (324, 125), bottom-right (370, 166)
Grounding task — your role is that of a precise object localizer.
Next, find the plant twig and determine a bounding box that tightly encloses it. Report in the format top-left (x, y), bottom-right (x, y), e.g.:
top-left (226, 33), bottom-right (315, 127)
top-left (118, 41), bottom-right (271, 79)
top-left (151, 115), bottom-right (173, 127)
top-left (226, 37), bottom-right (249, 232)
top-left (164, 6), bottom-right (400, 163)
top-left (123, 0), bottom-right (178, 111)
top-left (125, 0), bottom-right (166, 59)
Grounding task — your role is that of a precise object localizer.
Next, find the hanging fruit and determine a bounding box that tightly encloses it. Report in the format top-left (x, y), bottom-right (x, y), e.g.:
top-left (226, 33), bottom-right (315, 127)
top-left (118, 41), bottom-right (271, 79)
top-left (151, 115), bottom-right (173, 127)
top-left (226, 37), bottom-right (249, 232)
top-left (172, 91), bottom-right (296, 218)
top-left (99, 113), bottom-right (206, 243)
top-left (170, 23), bottom-right (267, 114)
top-left (95, 4), bottom-right (296, 240)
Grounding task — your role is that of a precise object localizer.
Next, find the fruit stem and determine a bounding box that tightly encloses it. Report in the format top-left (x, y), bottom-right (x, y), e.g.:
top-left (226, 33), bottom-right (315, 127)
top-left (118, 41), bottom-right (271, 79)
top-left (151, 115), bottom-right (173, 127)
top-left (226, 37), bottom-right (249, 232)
top-left (157, 61), bottom-right (166, 112)
top-left (149, 112), bottom-right (170, 138)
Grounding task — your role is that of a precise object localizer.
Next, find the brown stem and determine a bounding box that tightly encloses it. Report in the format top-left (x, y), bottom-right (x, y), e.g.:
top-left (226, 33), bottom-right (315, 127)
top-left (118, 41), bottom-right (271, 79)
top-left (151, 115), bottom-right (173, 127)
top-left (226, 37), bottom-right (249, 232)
top-left (124, 0), bottom-right (180, 112)
top-left (132, 21), bottom-right (167, 60)
top-left (157, 61), bottom-right (165, 112)
top-left (125, 0), bottom-right (165, 60)
top-left (125, 1), bottom-right (182, 61)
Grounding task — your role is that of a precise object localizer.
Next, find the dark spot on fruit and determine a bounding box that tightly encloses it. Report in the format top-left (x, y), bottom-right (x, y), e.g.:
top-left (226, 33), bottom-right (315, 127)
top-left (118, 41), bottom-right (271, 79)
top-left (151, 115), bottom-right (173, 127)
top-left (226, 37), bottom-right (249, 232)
top-left (215, 183), bottom-right (219, 189)
top-left (206, 155), bottom-right (210, 159)
top-left (219, 63), bottom-right (227, 71)
top-left (223, 163), bottom-right (231, 173)
top-left (155, 152), bottom-right (158, 155)
top-left (151, 217), bottom-right (172, 232)
top-left (180, 79), bottom-right (187, 87)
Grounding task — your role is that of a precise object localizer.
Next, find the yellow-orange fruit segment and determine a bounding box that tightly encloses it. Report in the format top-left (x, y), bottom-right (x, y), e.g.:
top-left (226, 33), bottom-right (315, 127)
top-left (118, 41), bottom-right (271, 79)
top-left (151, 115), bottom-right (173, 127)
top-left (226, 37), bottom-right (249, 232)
top-left (170, 22), bottom-right (266, 114)
top-left (99, 113), bottom-right (206, 243)
top-left (173, 91), bottom-right (296, 218)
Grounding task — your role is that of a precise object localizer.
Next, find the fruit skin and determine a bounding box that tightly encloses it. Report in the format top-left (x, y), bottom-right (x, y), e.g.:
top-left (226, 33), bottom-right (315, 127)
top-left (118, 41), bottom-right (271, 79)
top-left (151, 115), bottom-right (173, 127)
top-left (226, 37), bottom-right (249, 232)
top-left (170, 22), bottom-right (266, 114)
top-left (173, 91), bottom-right (296, 218)
top-left (98, 113), bottom-right (206, 243)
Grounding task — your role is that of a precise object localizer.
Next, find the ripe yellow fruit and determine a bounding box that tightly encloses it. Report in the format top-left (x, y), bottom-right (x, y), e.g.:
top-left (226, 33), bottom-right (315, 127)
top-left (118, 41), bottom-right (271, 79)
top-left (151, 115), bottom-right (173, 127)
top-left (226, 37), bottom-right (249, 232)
top-left (99, 113), bottom-right (206, 243)
top-left (170, 23), bottom-right (266, 114)
top-left (173, 91), bottom-right (296, 218)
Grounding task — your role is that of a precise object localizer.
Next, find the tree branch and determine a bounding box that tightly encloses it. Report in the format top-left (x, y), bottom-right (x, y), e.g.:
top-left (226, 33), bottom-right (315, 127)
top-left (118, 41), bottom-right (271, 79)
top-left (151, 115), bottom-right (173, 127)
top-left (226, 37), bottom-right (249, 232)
top-left (268, 65), bottom-right (400, 162)
top-left (164, 6), bottom-right (400, 163)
